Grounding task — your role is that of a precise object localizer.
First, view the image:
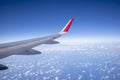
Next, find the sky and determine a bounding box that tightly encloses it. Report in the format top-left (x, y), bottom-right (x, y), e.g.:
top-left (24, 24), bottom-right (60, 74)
top-left (0, 0), bottom-right (120, 42)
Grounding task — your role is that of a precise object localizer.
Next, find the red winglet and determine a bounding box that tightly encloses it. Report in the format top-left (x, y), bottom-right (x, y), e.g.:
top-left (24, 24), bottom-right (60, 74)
top-left (61, 18), bottom-right (74, 32)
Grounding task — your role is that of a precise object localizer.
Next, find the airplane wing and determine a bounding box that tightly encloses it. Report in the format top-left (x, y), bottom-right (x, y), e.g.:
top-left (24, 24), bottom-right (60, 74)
top-left (0, 18), bottom-right (74, 59)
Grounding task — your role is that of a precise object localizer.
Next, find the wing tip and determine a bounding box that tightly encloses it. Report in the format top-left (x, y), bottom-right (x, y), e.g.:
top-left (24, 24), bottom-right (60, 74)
top-left (62, 18), bottom-right (74, 32)
top-left (59, 18), bottom-right (74, 35)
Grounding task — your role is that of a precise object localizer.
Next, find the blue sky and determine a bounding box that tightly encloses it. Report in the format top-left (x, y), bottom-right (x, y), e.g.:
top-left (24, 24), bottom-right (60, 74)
top-left (0, 0), bottom-right (120, 42)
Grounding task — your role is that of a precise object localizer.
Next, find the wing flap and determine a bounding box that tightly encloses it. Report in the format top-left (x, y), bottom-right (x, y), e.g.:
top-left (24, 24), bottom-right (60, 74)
top-left (15, 49), bottom-right (41, 55)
